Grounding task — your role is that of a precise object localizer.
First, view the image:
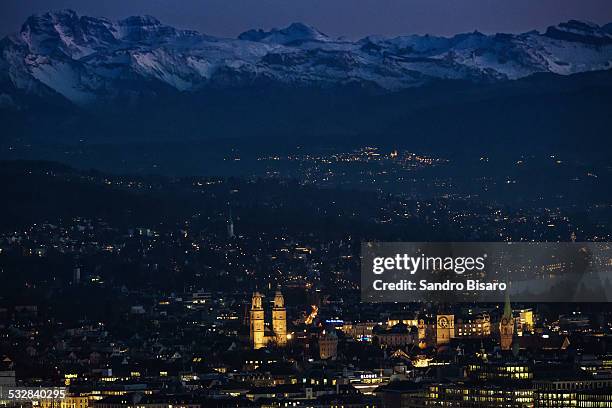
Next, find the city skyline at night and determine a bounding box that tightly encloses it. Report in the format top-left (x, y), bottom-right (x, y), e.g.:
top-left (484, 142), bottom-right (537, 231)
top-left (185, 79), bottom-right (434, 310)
top-left (1, 2), bottom-right (612, 407)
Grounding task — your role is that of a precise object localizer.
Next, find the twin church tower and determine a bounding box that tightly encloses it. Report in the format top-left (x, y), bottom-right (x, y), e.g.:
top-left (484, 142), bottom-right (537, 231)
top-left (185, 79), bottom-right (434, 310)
top-left (250, 288), bottom-right (287, 349)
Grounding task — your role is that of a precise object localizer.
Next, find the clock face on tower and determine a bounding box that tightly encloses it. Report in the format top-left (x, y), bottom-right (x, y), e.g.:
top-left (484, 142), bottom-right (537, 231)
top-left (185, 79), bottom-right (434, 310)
top-left (438, 316), bottom-right (449, 328)
top-left (501, 317), bottom-right (510, 326)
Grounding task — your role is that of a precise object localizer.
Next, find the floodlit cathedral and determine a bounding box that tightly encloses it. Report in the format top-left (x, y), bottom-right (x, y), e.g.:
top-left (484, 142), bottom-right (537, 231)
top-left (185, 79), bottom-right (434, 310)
top-left (250, 288), bottom-right (287, 349)
top-left (250, 292), bottom-right (266, 349)
top-left (272, 289), bottom-right (287, 346)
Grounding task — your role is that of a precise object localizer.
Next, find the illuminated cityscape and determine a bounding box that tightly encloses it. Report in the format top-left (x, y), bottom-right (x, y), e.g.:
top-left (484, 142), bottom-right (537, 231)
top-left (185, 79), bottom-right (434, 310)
top-left (1, 2), bottom-right (612, 407)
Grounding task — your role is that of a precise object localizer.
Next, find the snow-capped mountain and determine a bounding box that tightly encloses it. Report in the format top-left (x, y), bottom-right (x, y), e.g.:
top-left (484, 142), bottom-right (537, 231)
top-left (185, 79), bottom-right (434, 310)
top-left (238, 23), bottom-right (330, 45)
top-left (1, 10), bottom-right (612, 105)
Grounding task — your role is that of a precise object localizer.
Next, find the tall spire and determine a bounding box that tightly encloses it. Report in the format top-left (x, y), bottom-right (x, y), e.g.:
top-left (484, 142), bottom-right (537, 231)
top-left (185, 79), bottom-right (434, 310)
top-left (503, 289), bottom-right (512, 319)
top-left (250, 292), bottom-right (265, 349)
top-left (272, 286), bottom-right (287, 346)
top-left (500, 289), bottom-right (514, 351)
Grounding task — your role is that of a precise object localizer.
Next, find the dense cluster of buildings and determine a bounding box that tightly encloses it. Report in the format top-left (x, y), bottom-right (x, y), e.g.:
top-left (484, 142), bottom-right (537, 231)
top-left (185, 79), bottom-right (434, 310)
top-left (1, 282), bottom-right (611, 407)
top-left (0, 163), bottom-right (611, 407)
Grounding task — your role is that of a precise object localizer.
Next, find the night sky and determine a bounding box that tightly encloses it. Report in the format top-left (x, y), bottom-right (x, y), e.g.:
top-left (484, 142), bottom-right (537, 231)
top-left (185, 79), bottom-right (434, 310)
top-left (2, 0), bottom-right (612, 39)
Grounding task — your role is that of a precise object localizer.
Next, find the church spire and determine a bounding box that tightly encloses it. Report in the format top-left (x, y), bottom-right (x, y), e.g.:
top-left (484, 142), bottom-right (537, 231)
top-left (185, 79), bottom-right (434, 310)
top-left (503, 289), bottom-right (512, 319)
top-left (500, 289), bottom-right (514, 351)
top-left (250, 292), bottom-right (265, 349)
top-left (272, 286), bottom-right (287, 346)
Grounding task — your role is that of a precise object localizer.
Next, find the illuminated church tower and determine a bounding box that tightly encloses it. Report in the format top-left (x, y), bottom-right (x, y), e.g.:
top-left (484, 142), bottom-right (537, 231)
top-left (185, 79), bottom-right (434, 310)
top-left (250, 292), bottom-right (265, 349)
top-left (272, 288), bottom-right (287, 346)
top-left (436, 314), bottom-right (454, 345)
top-left (418, 319), bottom-right (426, 341)
top-left (500, 291), bottom-right (514, 351)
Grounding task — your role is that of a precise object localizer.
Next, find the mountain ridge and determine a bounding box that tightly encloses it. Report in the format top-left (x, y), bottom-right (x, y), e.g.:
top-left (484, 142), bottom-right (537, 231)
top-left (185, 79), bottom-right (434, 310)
top-left (1, 10), bottom-right (612, 106)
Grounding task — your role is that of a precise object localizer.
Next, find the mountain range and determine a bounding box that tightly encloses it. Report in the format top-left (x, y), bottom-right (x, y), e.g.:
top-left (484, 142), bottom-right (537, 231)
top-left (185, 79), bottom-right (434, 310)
top-left (1, 10), bottom-right (612, 106)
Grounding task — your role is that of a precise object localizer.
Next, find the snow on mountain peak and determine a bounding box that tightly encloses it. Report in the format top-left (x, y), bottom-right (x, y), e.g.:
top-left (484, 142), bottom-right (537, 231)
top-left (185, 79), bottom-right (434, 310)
top-left (17, 10), bottom-right (200, 59)
top-left (545, 20), bottom-right (612, 45)
top-left (115, 15), bottom-right (184, 44)
top-left (19, 9), bottom-right (119, 58)
top-left (118, 15), bottom-right (162, 27)
top-left (238, 22), bottom-right (329, 45)
top-left (3, 11), bottom-right (612, 105)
